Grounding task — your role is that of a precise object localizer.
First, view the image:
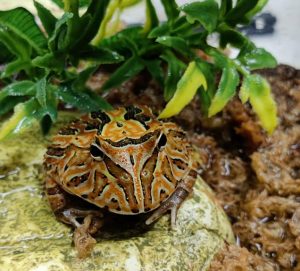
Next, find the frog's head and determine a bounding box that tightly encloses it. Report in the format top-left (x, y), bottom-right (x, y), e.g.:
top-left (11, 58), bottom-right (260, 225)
top-left (89, 105), bottom-right (190, 214)
top-left (90, 105), bottom-right (164, 168)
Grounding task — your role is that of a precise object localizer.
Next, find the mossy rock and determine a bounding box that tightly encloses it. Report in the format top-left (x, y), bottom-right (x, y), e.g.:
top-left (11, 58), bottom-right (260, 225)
top-left (0, 113), bottom-right (234, 271)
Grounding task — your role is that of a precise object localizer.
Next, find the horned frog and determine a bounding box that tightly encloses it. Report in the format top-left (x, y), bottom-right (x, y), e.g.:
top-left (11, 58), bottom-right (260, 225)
top-left (44, 105), bottom-right (199, 258)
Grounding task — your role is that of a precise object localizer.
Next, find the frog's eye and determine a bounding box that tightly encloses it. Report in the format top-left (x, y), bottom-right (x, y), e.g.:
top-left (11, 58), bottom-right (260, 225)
top-left (141, 169), bottom-right (150, 178)
top-left (157, 134), bottom-right (167, 149)
top-left (120, 173), bottom-right (131, 183)
top-left (90, 144), bottom-right (104, 159)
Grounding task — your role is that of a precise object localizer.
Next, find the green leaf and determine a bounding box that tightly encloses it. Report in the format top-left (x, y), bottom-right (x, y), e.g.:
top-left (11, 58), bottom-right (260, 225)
top-left (225, 0), bottom-right (259, 26)
top-left (161, 0), bottom-right (179, 22)
top-left (32, 52), bottom-right (65, 72)
top-left (0, 8), bottom-right (47, 53)
top-left (245, 0), bottom-right (268, 20)
top-left (1, 59), bottom-right (32, 78)
top-left (160, 50), bottom-right (186, 101)
top-left (44, 84), bottom-right (58, 122)
top-left (198, 87), bottom-right (211, 116)
top-left (0, 81), bottom-right (35, 102)
top-left (0, 29), bottom-right (33, 77)
top-left (238, 48), bottom-right (277, 70)
top-left (101, 56), bottom-right (145, 91)
top-left (148, 23), bottom-right (170, 38)
top-left (48, 12), bottom-right (73, 51)
top-left (34, 1), bottom-right (57, 36)
top-left (206, 47), bottom-right (228, 68)
top-left (171, 16), bottom-right (193, 36)
top-left (79, 0), bottom-right (92, 7)
top-left (180, 0), bottom-right (219, 33)
top-left (36, 77), bottom-right (47, 107)
top-left (120, 0), bottom-right (142, 8)
top-left (247, 74), bottom-right (278, 134)
top-left (51, 0), bottom-right (64, 9)
top-left (197, 60), bottom-right (217, 99)
top-left (63, 1), bottom-right (91, 51)
top-left (144, 59), bottom-right (164, 86)
top-left (144, 0), bottom-right (159, 33)
top-left (91, 0), bottom-right (121, 45)
top-left (239, 75), bottom-right (251, 104)
top-left (0, 29), bottom-right (31, 60)
top-left (76, 46), bottom-right (124, 64)
top-left (208, 62), bottom-right (239, 116)
top-left (100, 27), bottom-right (143, 56)
top-left (0, 42), bottom-right (14, 63)
top-left (74, 0), bottom-right (109, 46)
top-left (82, 90), bottom-right (113, 111)
top-left (51, 0), bottom-right (91, 8)
top-left (220, 0), bottom-right (232, 17)
top-left (159, 61), bottom-right (207, 118)
top-left (218, 24), bottom-right (249, 48)
top-left (184, 31), bottom-right (207, 47)
top-left (0, 96), bottom-right (27, 116)
top-left (156, 36), bottom-right (192, 57)
top-left (0, 97), bottom-right (40, 140)
top-left (58, 86), bottom-right (112, 112)
top-left (72, 66), bottom-right (98, 90)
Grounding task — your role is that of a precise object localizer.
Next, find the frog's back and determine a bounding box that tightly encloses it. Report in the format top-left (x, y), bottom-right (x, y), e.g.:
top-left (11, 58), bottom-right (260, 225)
top-left (44, 106), bottom-right (192, 215)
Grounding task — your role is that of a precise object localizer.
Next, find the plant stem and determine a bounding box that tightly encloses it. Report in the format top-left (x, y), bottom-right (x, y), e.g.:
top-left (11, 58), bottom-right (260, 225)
top-left (63, 0), bottom-right (79, 17)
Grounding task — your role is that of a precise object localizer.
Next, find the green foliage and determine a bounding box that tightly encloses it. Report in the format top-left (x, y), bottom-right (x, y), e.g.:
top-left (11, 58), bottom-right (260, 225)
top-left (180, 0), bottom-right (219, 33)
top-left (240, 74), bottom-right (277, 134)
top-left (159, 61), bottom-right (207, 119)
top-left (0, 8), bottom-right (47, 53)
top-left (160, 51), bottom-right (186, 101)
top-left (161, 0), bottom-right (179, 22)
top-left (34, 1), bottom-right (57, 36)
top-left (0, 0), bottom-right (278, 139)
top-left (238, 47), bottom-right (277, 70)
top-left (208, 61), bottom-right (239, 116)
top-left (102, 56), bottom-right (145, 90)
top-left (144, 0), bottom-right (159, 33)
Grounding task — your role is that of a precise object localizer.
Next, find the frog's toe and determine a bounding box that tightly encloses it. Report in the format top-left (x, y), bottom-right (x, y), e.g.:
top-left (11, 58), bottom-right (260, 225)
top-left (145, 187), bottom-right (190, 228)
top-left (74, 225), bottom-right (97, 258)
top-left (73, 214), bottom-right (102, 258)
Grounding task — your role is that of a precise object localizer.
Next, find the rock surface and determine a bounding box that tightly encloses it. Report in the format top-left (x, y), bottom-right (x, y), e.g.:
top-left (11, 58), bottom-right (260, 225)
top-left (0, 114), bottom-right (234, 271)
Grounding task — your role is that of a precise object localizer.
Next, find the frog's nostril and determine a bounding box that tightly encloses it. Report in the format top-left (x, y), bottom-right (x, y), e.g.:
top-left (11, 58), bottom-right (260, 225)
top-left (158, 134), bottom-right (167, 149)
top-left (90, 144), bottom-right (104, 159)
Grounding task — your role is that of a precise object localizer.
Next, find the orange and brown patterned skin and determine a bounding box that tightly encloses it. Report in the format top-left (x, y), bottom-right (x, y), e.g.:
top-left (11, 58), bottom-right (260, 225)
top-left (44, 105), bottom-right (197, 257)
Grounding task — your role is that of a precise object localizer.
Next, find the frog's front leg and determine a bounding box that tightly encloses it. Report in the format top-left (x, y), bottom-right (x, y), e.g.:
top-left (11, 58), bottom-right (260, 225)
top-left (46, 176), bottom-right (103, 258)
top-left (145, 170), bottom-right (196, 228)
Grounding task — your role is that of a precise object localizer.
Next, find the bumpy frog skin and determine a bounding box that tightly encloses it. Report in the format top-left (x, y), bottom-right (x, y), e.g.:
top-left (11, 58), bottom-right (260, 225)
top-left (44, 105), bottom-right (197, 257)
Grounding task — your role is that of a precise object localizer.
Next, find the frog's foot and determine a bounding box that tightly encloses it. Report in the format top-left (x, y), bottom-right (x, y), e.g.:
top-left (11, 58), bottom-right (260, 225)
top-left (59, 209), bottom-right (103, 258)
top-left (73, 214), bottom-right (102, 258)
top-left (145, 187), bottom-right (190, 229)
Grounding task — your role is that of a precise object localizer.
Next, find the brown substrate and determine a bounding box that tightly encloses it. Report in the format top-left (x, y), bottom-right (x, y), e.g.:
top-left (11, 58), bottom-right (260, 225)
top-left (207, 65), bottom-right (300, 270)
top-left (94, 64), bottom-right (300, 270)
top-left (209, 244), bottom-right (278, 271)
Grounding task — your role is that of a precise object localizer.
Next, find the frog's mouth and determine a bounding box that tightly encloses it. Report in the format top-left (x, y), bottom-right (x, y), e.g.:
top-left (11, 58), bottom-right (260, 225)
top-left (104, 130), bottom-right (160, 147)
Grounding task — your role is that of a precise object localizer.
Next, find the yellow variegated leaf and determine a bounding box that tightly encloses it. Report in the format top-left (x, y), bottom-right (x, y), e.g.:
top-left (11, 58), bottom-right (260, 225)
top-left (159, 61), bottom-right (207, 119)
top-left (239, 75), bottom-right (251, 104)
top-left (248, 74), bottom-right (278, 134)
top-left (91, 0), bottom-right (120, 45)
top-left (0, 98), bottom-right (39, 141)
top-left (143, 0), bottom-right (159, 34)
top-left (120, 0), bottom-right (142, 9)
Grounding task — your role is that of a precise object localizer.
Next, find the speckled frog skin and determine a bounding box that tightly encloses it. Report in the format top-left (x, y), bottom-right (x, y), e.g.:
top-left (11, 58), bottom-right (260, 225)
top-left (44, 105), bottom-right (198, 257)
